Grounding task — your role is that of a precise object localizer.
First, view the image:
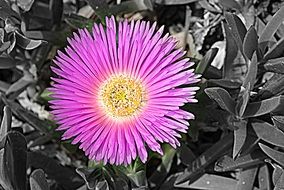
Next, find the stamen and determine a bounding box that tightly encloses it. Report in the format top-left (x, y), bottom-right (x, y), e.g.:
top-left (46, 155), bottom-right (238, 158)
top-left (99, 75), bottom-right (145, 117)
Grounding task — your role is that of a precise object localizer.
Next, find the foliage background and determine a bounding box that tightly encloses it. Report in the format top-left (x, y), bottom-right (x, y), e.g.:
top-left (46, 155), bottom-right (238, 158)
top-left (0, 0), bottom-right (284, 189)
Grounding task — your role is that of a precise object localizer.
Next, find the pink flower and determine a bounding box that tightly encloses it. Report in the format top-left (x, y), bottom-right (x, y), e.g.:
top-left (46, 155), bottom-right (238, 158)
top-left (49, 16), bottom-right (200, 165)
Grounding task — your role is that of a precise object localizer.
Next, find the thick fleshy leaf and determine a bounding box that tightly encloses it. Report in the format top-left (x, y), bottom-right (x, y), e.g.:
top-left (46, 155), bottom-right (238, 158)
top-left (178, 144), bottom-right (196, 166)
top-left (243, 26), bottom-right (258, 60)
top-left (219, 0), bottom-right (241, 10)
top-left (204, 65), bottom-right (222, 79)
top-left (259, 143), bottom-right (284, 167)
top-left (17, 0), bottom-right (34, 11)
top-left (155, 0), bottom-right (199, 5)
top-left (149, 145), bottom-right (176, 186)
top-left (208, 79), bottom-right (241, 89)
top-left (86, 0), bottom-right (109, 19)
top-left (224, 13), bottom-right (247, 55)
top-left (258, 74), bottom-right (284, 99)
top-left (233, 121), bottom-right (247, 159)
top-left (223, 22), bottom-right (239, 79)
top-left (0, 56), bottom-right (16, 69)
top-left (264, 37), bottom-right (284, 60)
top-left (0, 81), bottom-right (10, 93)
top-left (2, 98), bottom-right (50, 134)
top-left (252, 121), bottom-right (284, 148)
top-left (128, 170), bottom-right (147, 189)
top-left (199, 0), bottom-right (220, 13)
top-left (0, 1), bottom-right (19, 20)
top-left (28, 152), bottom-right (84, 189)
top-left (6, 72), bottom-right (34, 96)
top-left (272, 115), bottom-right (284, 132)
top-left (243, 96), bottom-right (282, 118)
top-left (30, 169), bottom-right (49, 190)
top-left (236, 84), bottom-right (250, 117)
top-left (196, 48), bottom-right (218, 74)
top-left (15, 31), bottom-right (46, 50)
top-left (110, 0), bottom-right (153, 15)
top-left (0, 131), bottom-right (27, 190)
top-left (243, 53), bottom-right (257, 90)
top-left (272, 164), bottom-right (284, 189)
top-left (76, 167), bottom-right (101, 189)
top-left (0, 106), bottom-right (11, 141)
top-left (259, 6), bottom-right (284, 53)
top-left (96, 180), bottom-right (109, 190)
top-left (50, 0), bottom-right (63, 25)
top-left (214, 150), bottom-right (265, 172)
top-left (258, 164), bottom-right (271, 190)
top-left (175, 134), bottom-right (234, 184)
top-left (263, 57), bottom-right (284, 74)
top-left (175, 174), bottom-right (237, 189)
top-left (236, 167), bottom-right (258, 190)
top-left (205, 87), bottom-right (236, 114)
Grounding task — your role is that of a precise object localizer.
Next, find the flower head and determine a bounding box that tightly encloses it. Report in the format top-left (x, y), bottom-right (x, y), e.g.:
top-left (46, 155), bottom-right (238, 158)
top-left (49, 16), bottom-right (200, 165)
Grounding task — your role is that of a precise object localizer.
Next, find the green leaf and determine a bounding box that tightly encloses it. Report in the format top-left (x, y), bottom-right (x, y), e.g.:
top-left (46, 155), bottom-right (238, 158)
top-left (199, 0), bottom-right (220, 13)
top-left (205, 87), bottom-right (236, 114)
top-left (258, 74), bottom-right (284, 99)
top-left (0, 81), bottom-right (10, 93)
top-left (243, 26), bottom-right (258, 60)
top-left (259, 143), bottom-right (284, 167)
top-left (243, 96), bottom-right (282, 118)
top-left (263, 57), bottom-right (284, 74)
top-left (0, 56), bottom-right (16, 69)
top-left (215, 150), bottom-right (265, 172)
top-left (224, 12), bottom-right (247, 55)
top-left (175, 134), bottom-right (234, 184)
top-left (258, 164), bottom-right (271, 190)
top-left (96, 180), bottom-right (109, 190)
top-left (0, 1), bottom-right (20, 20)
top-left (259, 6), bottom-right (284, 53)
top-left (236, 167), bottom-right (258, 190)
top-left (233, 121), bottom-right (247, 159)
top-left (272, 115), bottom-right (284, 132)
top-left (128, 170), bottom-right (147, 188)
top-left (223, 22), bottom-right (239, 78)
top-left (0, 131), bottom-right (27, 190)
top-left (243, 53), bottom-right (258, 90)
top-left (15, 31), bottom-right (46, 50)
top-left (236, 84), bottom-right (250, 117)
top-left (264, 37), bottom-right (284, 60)
top-left (76, 167), bottom-right (101, 189)
top-left (28, 152), bottom-right (84, 189)
top-left (149, 145), bottom-right (176, 186)
top-left (86, 0), bottom-right (109, 20)
top-left (178, 144), bottom-right (196, 166)
top-left (109, 0), bottom-right (153, 15)
top-left (0, 106), bottom-right (11, 141)
top-left (39, 88), bottom-right (53, 102)
top-left (208, 79), bottom-right (241, 89)
top-left (65, 14), bottom-right (96, 31)
top-left (219, 0), bottom-right (241, 10)
top-left (272, 164), bottom-right (284, 189)
top-left (6, 72), bottom-right (34, 97)
top-left (2, 97), bottom-right (50, 134)
top-left (252, 121), bottom-right (284, 148)
top-left (17, 0), bottom-right (34, 11)
top-left (175, 174), bottom-right (237, 189)
top-left (30, 169), bottom-right (49, 190)
top-left (155, 0), bottom-right (199, 5)
top-left (196, 48), bottom-right (218, 74)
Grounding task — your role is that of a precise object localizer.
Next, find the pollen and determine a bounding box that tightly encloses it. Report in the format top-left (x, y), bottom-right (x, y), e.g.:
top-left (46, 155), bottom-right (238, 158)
top-left (99, 75), bottom-right (145, 118)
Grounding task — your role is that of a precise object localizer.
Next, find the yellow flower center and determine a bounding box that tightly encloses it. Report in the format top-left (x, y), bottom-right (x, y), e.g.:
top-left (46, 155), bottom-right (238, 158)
top-left (99, 75), bottom-right (145, 118)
